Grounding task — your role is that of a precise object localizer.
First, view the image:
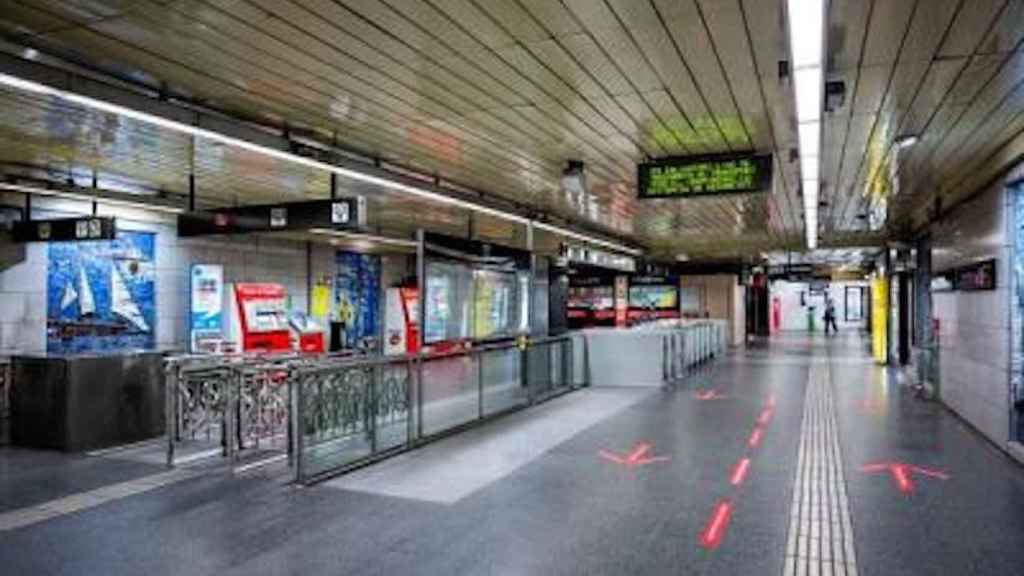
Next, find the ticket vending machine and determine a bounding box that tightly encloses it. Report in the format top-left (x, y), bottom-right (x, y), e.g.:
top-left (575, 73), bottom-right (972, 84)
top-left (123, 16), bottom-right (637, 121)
top-left (224, 283), bottom-right (291, 353)
top-left (384, 286), bottom-right (419, 355)
top-left (288, 311), bottom-right (325, 353)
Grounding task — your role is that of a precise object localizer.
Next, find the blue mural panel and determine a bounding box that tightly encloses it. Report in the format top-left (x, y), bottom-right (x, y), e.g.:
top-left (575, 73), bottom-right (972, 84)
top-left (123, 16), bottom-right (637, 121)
top-left (335, 251), bottom-right (380, 346)
top-left (47, 230), bottom-right (156, 354)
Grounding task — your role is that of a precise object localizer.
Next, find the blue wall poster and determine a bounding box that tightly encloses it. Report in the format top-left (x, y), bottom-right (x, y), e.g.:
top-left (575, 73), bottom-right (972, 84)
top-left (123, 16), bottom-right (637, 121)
top-left (335, 251), bottom-right (381, 347)
top-left (47, 230), bottom-right (156, 354)
top-left (189, 264), bottom-right (224, 352)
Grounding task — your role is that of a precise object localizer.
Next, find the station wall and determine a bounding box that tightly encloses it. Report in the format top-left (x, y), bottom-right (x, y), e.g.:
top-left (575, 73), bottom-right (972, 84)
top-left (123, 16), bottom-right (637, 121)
top-left (929, 164), bottom-right (1021, 450)
top-left (0, 195), bottom-right (408, 354)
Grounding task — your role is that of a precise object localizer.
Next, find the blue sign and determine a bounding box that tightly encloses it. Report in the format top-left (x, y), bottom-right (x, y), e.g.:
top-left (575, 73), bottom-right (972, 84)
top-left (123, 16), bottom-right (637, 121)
top-left (47, 230), bottom-right (156, 353)
top-left (335, 251), bottom-right (380, 346)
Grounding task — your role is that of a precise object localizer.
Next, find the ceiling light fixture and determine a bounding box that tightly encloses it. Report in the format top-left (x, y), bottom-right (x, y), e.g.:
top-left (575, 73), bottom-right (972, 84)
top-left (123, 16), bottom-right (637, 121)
top-left (308, 227), bottom-right (418, 249)
top-left (0, 182), bottom-right (185, 214)
top-left (895, 135), bottom-right (919, 149)
top-left (0, 72), bottom-right (640, 256)
top-left (787, 0), bottom-right (826, 252)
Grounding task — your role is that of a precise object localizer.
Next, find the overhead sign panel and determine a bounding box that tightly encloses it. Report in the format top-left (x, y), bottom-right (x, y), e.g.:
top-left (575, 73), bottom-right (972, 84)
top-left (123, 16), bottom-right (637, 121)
top-left (638, 153), bottom-right (772, 199)
top-left (13, 217), bottom-right (116, 242)
top-left (177, 198), bottom-right (364, 237)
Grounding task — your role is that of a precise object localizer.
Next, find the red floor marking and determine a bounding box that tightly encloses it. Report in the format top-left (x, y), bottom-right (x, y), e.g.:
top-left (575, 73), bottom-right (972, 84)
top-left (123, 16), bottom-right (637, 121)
top-left (699, 500), bottom-right (733, 550)
top-left (695, 390), bottom-right (727, 400)
top-left (599, 442), bottom-right (670, 469)
top-left (766, 394), bottom-right (777, 408)
top-left (756, 407), bottom-right (774, 426)
top-left (747, 426), bottom-right (764, 448)
top-left (861, 461), bottom-right (951, 494)
top-left (730, 458), bottom-right (751, 486)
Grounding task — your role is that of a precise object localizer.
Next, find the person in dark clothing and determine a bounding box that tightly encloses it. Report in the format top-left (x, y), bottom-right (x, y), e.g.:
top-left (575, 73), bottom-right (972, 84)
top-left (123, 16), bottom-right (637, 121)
top-left (824, 298), bottom-right (839, 335)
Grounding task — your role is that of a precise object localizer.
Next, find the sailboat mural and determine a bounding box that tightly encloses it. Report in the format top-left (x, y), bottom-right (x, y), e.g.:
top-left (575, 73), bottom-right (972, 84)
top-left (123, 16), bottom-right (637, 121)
top-left (47, 230), bottom-right (155, 353)
top-left (111, 263), bottom-right (149, 332)
top-left (79, 265), bottom-right (96, 317)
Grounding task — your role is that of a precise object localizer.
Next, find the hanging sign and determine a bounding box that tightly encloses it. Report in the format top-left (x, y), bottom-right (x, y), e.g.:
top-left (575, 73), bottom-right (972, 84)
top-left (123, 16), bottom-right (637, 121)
top-left (14, 217), bottom-right (116, 242)
top-left (638, 153), bottom-right (772, 199)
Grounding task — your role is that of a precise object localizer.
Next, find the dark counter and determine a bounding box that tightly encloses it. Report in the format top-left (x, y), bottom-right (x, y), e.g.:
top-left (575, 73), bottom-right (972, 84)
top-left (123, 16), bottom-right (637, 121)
top-left (10, 351), bottom-right (165, 451)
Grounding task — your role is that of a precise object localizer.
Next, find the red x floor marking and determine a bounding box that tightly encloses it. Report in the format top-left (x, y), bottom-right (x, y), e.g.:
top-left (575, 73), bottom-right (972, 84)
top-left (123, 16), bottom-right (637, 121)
top-left (861, 461), bottom-right (950, 494)
top-left (599, 442), bottom-right (670, 469)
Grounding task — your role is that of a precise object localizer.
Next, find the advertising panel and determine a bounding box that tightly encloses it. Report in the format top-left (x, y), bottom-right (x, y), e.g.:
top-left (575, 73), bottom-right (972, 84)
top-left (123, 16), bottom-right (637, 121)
top-left (47, 230), bottom-right (156, 353)
top-left (189, 264), bottom-right (223, 352)
top-left (335, 251), bottom-right (381, 347)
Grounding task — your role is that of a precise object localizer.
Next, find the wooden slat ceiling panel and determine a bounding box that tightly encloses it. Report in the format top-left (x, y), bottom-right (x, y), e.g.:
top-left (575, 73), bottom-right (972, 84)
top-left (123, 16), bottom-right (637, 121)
top-left (0, 0), bottom-right (1020, 257)
top-left (39, 11), bottom-right (528, 194)
top-left (830, 0), bottom-right (962, 229)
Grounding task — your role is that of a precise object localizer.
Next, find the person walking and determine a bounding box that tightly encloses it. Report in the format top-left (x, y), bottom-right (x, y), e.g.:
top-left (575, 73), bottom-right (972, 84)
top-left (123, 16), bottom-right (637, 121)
top-left (824, 298), bottom-right (839, 335)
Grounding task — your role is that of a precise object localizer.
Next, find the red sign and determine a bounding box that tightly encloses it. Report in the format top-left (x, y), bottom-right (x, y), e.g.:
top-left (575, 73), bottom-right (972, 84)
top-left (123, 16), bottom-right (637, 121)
top-left (861, 462), bottom-right (950, 494)
top-left (235, 283), bottom-right (286, 299)
top-left (599, 442), bottom-right (670, 469)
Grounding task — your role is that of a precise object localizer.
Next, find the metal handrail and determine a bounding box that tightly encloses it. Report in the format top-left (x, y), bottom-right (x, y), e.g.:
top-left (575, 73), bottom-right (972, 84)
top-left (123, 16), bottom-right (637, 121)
top-left (291, 333), bottom-right (579, 483)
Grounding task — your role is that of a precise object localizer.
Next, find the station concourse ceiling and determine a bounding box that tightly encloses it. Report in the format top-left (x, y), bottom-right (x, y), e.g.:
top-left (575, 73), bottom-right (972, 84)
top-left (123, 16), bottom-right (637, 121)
top-left (0, 0), bottom-right (1021, 260)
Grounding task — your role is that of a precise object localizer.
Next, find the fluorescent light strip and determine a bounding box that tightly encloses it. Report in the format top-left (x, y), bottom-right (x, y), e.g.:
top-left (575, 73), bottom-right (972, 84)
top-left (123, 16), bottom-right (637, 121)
top-left (0, 182), bottom-right (185, 214)
top-left (308, 227), bottom-right (418, 248)
top-left (532, 220), bottom-right (643, 256)
top-left (787, 0), bottom-right (825, 251)
top-left (0, 72), bottom-right (639, 255)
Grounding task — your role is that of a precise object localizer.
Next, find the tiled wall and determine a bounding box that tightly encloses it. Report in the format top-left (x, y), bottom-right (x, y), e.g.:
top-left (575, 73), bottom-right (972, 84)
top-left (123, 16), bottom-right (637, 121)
top-left (0, 196), bottom-right (407, 354)
top-left (931, 175), bottom-right (1015, 448)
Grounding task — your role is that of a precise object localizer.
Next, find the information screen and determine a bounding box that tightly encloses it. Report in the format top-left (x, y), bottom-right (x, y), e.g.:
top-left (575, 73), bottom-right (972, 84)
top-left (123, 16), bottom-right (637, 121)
top-left (629, 285), bottom-right (678, 310)
top-left (638, 154), bottom-right (772, 199)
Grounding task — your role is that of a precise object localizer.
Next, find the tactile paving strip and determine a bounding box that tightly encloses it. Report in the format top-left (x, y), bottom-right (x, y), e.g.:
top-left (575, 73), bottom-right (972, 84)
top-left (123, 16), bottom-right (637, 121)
top-left (784, 361), bottom-right (858, 576)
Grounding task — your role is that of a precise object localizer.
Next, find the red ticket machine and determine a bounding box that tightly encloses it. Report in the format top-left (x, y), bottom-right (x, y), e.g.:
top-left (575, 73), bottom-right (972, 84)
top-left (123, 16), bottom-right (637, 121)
top-left (289, 311), bottom-right (325, 353)
top-left (384, 286), bottom-right (419, 355)
top-left (225, 283), bottom-right (291, 353)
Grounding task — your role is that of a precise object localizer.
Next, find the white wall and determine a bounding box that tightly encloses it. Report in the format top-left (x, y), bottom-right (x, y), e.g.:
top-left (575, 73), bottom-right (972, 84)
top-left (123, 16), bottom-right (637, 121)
top-left (0, 196), bottom-right (408, 354)
top-left (931, 172), bottom-right (1016, 449)
top-left (770, 280), bottom-right (867, 332)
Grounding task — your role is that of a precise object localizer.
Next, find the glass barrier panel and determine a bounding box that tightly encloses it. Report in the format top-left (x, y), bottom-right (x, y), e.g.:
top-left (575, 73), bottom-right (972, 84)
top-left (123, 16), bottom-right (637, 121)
top-left (481, 347), bottom-right (526, 416)
top-left (299, 366), bottom-right (374, 477)
top-left (375, 362), bottom-right (412, 452)
top-left (420, 354), bottom-right (480, 436)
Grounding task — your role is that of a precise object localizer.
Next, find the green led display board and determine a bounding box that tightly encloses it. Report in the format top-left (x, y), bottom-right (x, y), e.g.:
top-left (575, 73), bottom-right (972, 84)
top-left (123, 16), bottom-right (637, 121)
top-left (638, 153), bottom-right (773, 199)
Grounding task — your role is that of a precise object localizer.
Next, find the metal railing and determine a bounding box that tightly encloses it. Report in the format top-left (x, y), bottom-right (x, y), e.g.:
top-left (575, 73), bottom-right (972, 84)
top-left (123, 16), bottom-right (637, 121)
top-left (662, 321), bottom-right (725, 383)
top-left (165, 324), bottom-right (722, 481)
top-left (164, 336), bottom-right (582, 481)
top-left (292, 335), bottom-right (580, 483)
top-left (165, 350), bottom-right (362, 469)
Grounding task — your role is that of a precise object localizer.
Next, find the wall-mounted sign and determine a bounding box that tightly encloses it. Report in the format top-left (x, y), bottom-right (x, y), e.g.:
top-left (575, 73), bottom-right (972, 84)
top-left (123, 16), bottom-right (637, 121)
top-left (178, 198), bottom-right (363, 236)
top-left (955, 259), bottom-right (996, 291)
top-left (14, 217), bottom-right (116, 243)
top-left (269, 207), bottom-right (288, 228)
top-left (638, 153), bottom-right (773, 199)
top-left (190, 264), bottom-right (224, 352)
top-left (563, 244), bottom-right (636, 273)
top-left (331, 201), bottom-right (350, 224)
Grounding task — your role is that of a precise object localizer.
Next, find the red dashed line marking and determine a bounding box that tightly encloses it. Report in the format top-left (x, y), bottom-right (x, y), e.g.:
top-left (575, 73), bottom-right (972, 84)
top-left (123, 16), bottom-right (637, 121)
top-left (699, 393), bottom-right (776, 551)
top-left (699, 500), bottom-right (733, 550)
top-left (730, 458), bottom-right (752, 487)
top-left (748, 426), bottom-right (764, 448)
